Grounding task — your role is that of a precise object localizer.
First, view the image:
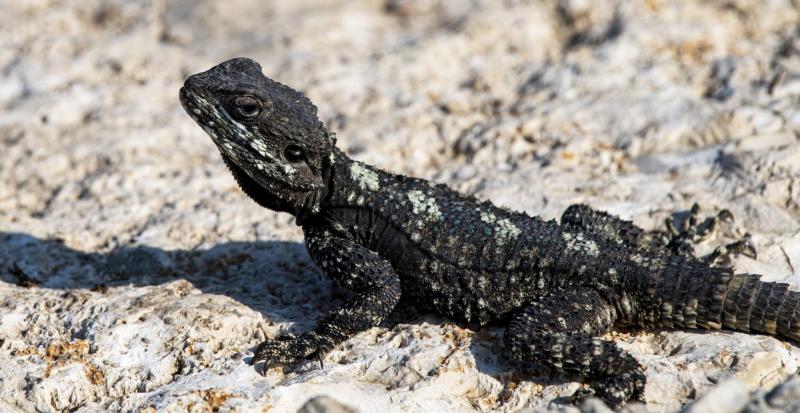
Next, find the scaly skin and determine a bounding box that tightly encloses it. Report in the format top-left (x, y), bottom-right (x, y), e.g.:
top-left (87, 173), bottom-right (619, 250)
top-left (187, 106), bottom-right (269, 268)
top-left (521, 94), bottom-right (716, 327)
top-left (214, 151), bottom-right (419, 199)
top-left (179, 57), bottom-right (800, 407)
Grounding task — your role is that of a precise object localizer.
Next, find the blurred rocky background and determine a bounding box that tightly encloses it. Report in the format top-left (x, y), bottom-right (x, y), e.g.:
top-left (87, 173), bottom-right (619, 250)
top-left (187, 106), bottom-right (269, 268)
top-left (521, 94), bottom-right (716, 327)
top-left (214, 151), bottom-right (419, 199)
top-left (0, 0), bottom-right (798, 411)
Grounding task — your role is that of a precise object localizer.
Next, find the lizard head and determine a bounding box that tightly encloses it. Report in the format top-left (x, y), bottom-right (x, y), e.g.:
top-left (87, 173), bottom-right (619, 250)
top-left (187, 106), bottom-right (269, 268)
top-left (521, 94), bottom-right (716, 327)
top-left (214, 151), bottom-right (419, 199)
top-left (179, 57), bottom-right (336, 219)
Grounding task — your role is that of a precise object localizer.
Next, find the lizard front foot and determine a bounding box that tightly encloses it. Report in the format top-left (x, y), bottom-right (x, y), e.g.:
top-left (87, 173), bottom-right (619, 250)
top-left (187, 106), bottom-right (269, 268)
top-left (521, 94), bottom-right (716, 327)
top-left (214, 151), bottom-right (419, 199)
top-left (252, 334), bottom-right (320, 375)
top-left (570, 368), bottom-right (646, 409)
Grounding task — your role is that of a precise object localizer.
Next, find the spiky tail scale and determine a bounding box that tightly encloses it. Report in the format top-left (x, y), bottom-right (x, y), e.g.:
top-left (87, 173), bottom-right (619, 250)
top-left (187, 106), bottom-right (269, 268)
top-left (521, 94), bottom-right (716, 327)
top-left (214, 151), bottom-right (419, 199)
top-left (651, 257), bottom-right (800, 342)
top-left (720, 273), bottom-right (800, 341)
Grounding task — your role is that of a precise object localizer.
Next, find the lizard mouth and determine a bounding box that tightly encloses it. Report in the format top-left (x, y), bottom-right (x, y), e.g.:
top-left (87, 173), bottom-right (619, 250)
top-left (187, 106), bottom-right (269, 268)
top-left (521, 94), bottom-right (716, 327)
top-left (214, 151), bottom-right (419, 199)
top-left (179, 87), bottom-right (207, 128)
top-left (179, 87), bottom-right (210, 126)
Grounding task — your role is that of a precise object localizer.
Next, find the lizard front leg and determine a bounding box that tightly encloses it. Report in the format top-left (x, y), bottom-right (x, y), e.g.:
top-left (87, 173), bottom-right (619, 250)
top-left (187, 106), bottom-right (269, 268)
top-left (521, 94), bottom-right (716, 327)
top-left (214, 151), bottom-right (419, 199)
top-left (252, 227), bottom-right (402, 373)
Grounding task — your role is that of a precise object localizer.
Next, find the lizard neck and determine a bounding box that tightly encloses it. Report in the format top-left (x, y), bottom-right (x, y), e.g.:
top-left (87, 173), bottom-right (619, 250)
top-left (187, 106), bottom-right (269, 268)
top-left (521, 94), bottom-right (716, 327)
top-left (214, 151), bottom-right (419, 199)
top-left (319, 148), bottom-right (389, 212)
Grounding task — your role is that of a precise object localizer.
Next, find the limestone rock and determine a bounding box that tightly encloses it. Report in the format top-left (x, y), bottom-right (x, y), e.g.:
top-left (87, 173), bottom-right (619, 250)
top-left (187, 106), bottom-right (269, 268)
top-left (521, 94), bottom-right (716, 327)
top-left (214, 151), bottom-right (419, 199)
top-left (1, 0), bottom-right (798, 412)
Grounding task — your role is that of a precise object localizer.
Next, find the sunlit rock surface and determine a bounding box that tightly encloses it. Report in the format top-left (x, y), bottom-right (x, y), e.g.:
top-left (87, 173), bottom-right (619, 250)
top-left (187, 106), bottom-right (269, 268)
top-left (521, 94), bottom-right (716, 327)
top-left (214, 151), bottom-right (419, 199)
top-left (1, 1), bottom-right (798, 411)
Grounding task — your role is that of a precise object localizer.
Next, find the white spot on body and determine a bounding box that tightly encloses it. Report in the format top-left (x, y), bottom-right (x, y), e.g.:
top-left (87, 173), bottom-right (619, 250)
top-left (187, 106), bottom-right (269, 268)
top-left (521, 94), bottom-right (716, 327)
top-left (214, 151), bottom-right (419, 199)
top-left (478, 208), bottom-right (521, 251)
top-left (630, 254), bottom-right (650, 265)
top-left (562, 232), bottom-right (599, 256)
top-left (495, 218), bottom-right (521, 241)
top-left (478, 209), bottom-right (496, 224)
top-left (350, 162), bottom-right (380, 191)
top-left (407, 190), bottom-right (442, 220)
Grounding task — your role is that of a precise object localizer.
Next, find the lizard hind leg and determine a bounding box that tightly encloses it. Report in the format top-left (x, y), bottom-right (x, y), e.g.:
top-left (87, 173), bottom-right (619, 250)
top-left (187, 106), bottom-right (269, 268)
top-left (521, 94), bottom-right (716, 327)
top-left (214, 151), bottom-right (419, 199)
top-left (561, 203), bottom-right (757, 265)
top-left (503, 288), bottom-right (645, 407)
top-left (560, 204), bottom-right (647, 249)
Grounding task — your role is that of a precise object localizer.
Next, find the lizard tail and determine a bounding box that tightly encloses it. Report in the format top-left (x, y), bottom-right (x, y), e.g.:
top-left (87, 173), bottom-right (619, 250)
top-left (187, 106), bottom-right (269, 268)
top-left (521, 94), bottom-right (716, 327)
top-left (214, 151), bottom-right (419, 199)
top-left (654, 259), bottom-right (799, 342)
top-left (719, 273), bottom-right (800, 341)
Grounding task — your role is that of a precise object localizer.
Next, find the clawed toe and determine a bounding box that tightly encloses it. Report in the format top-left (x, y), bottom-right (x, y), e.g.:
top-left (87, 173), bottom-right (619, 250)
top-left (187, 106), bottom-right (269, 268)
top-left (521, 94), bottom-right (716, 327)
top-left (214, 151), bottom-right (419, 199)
top-left (654, 203), bottom-right (755, 265)
top-left (570, 386), bottom-right (595, 405)
top-left (250, 333), bottom-right (325, 376)
top-left (582, 372), bottom-right (646, 409)
top-left (570, 380), bottom-right (644, 409)
top-left (258, 361), bottom-right (270, 376)
top-left (716, 209), bottom-right (734, 223)
top-left (704, 233), bottom-right (757, 266)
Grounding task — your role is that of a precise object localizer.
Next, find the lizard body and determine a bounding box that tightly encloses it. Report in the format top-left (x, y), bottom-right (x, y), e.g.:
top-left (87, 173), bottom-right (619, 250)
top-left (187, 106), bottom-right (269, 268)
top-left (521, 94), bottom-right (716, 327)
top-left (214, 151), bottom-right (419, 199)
top-left (179, 57), bottom-right (799, 407)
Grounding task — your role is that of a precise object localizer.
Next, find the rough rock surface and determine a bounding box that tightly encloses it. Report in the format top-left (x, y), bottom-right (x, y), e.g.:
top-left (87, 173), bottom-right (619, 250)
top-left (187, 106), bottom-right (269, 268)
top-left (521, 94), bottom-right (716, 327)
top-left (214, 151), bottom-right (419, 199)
top-left (0, 1), bottom-right (798, 412)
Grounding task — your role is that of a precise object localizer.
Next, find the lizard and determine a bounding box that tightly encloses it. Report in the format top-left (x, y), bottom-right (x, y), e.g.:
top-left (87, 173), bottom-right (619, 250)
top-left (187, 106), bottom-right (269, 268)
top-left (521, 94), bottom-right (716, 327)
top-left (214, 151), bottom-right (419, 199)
top-left (178, 57), bottom-right (799, 407)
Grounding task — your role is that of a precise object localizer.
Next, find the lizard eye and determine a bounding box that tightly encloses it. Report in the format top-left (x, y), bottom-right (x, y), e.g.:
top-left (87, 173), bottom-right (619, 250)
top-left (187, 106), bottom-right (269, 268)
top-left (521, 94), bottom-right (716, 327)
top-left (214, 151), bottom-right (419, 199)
top-left (284, 144), bottom-right (305, 163)
top-left (231, 96), bottom-right (261, 120)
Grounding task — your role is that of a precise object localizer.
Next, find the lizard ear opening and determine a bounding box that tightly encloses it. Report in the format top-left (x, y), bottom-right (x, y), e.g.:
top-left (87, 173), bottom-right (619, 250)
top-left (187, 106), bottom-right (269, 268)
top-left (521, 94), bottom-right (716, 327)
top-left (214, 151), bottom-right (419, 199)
top-left (283, 144), bottom-right (305, 163)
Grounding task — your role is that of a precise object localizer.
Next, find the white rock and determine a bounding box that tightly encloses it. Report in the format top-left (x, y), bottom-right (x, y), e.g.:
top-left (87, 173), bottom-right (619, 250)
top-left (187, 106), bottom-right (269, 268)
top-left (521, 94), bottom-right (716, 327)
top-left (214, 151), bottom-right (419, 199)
top-left (684, 378), bottom-right (749, 413)
top-left (1, 0), bottom-right (799, 412)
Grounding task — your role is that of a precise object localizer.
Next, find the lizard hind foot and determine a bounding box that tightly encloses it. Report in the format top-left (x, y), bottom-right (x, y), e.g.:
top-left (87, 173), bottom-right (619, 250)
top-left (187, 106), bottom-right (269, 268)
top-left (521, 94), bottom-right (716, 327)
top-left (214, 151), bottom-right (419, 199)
top-left (650, 203), bottom-right (755, 264)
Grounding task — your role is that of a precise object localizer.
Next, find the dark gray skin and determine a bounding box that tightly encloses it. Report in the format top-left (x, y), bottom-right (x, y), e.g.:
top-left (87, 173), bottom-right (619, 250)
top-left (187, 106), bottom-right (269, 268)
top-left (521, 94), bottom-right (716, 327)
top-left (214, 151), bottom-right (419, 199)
top-left (179, 57), bottom-right (800, 407)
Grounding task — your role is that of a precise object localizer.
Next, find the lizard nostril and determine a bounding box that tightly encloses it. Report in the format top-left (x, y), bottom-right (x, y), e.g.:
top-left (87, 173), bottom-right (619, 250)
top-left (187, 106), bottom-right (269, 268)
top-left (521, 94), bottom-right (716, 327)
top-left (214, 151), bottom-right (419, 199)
top-left (183, 77), bottom-right (208, 98)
